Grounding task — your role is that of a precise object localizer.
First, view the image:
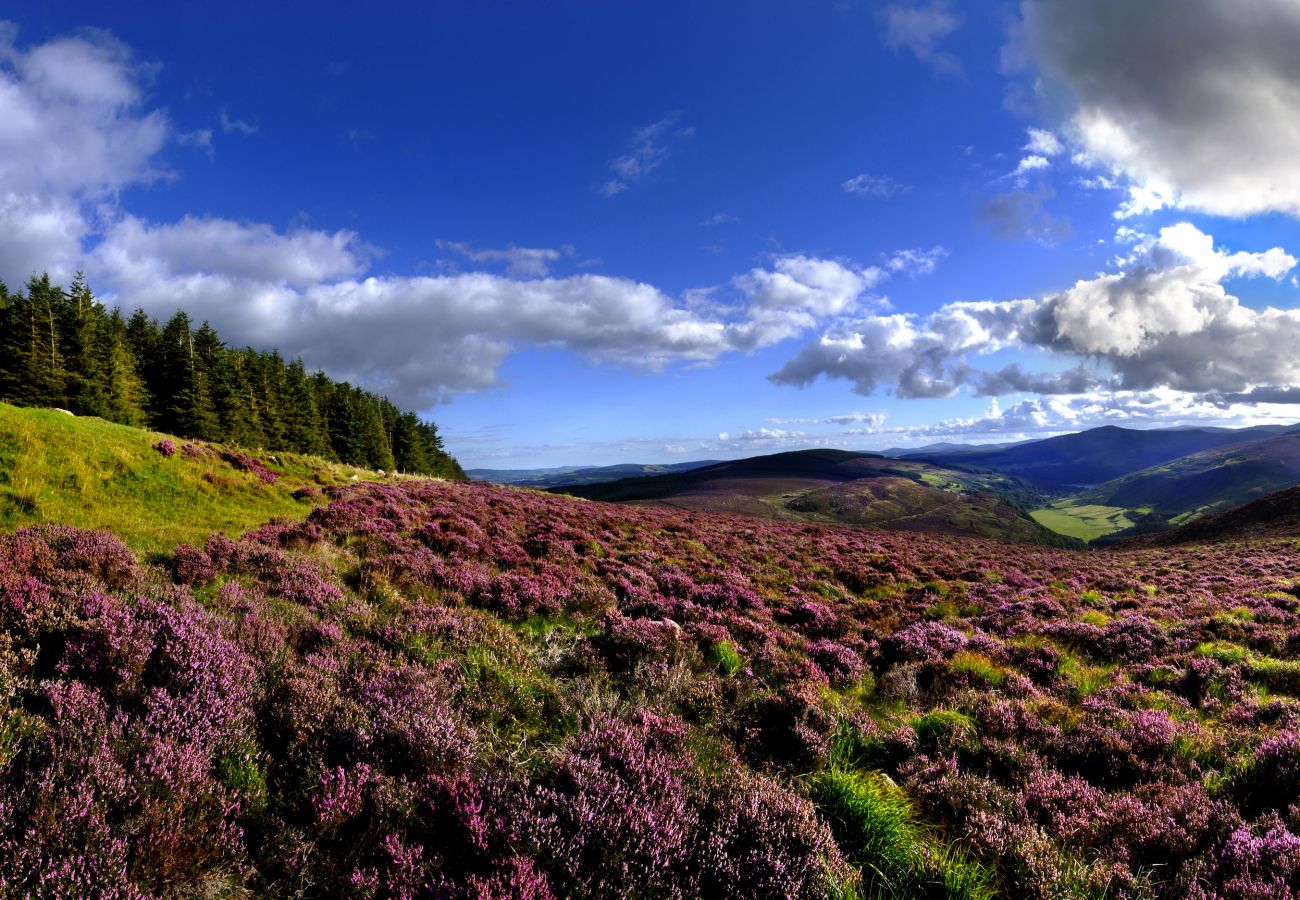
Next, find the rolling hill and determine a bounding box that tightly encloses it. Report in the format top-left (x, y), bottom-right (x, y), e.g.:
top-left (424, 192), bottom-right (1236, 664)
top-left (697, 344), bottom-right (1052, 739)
top-left (468, 459), bottom-right (720, 488)
top-left (1129, 483), bottom-right (1300, 545)
top-left (915, 423), bottom-right (1293, 489)
top-left (1032, 432), bottom-right (1300, 543)
top-left (554, 449), bottom-right (1075, 545)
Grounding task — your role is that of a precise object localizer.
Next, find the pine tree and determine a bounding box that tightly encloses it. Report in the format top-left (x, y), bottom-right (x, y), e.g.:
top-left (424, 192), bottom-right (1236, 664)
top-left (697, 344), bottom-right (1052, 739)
top-left (97, 309), bottom-right (150, 426)
top-left (0, 275), bottom-right (66, 406)
top-left (160, 311), bottom-right (219, 439)
top-left (59, 272), bottom-right (109, 416)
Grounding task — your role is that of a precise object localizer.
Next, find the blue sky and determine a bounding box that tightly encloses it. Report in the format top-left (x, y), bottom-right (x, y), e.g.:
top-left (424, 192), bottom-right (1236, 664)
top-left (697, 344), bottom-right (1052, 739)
top-left (4, 1), bottom-right (1300, 468)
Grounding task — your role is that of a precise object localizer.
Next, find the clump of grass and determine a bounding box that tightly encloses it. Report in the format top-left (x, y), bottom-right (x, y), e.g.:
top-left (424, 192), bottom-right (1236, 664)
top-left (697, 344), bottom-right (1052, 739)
top-left (949, 651), bottom-right (1006, 687)
top-left (1251, 655), bottom-right (1300, 695)
top-left (1079, 610), bottom-right (1110, 627)
top-left (707, 640), bottom-right (746, 677)
top-left (1196, 641), bottom-right (1252, 665)
top-left (1080, 590), bottom-right (1107, 608)
top-left (1059, 653), bottom-right (1117, 698)
top-left (912, 709), bottom-right (977, 753)
top-left (810, 768), bottom-right (995, 899)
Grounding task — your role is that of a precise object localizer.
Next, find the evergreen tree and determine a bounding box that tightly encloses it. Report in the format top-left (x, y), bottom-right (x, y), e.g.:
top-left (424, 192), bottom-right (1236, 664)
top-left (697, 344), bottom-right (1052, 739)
top-left (282, 360), bottom-right (325, 455)
top-left (59, 272), bottom-right (109, 416)
top-left (0, 271), bottom-right (462, 477)
top-left (97, 309), bottom-right (150, 426)
top-left (0, 275), bottom-right (66, 406)
top-left (160, 311), bottom-right (219, 439)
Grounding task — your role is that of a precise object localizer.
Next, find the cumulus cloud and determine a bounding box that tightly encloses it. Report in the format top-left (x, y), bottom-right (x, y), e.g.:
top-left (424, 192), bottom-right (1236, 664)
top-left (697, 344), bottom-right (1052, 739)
top-left (0, 26), bottom-right (924, 410)
top-left (881, 2), bottom-right (962, 75)
top-left (600, 114), bottom-right (694, 197)
top-left (1020, 0), bottom-right (1300, 218)
top-left (736, 256), bottom-right (884, 317)
top-left (770, 223), bottom-right (1300, 401)
top-left (0, 23), bottom-right (167, 281)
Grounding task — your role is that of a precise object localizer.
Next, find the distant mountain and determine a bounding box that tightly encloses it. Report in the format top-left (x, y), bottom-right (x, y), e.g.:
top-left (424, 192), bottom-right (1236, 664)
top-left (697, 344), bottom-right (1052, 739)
top-left (915, 424), bottom-right (1294, 489)
top-left (1129, 484), bottom-right (1300, 546)
top-left (468, 460), bottom-right (721, 489)
top-left (881, 439), bottom-right (1028, 458)
top-left (553, 449), bottom-right (1076, 546)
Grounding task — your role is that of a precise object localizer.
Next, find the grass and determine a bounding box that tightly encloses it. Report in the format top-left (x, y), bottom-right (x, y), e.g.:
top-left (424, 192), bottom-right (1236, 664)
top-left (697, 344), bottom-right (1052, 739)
top-left (1030, 501), bottom-right (1135, 542)
top-left (810, 767), bottom-right (996, 899)
top-left (0, 402), bottom-right (416, 556)
top-left (949, 651), bottom-right (1007, 686)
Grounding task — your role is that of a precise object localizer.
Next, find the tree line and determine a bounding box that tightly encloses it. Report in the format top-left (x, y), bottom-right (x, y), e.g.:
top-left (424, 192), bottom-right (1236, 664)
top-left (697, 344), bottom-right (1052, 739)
top-left (0, 272), bottom-right (464, 478)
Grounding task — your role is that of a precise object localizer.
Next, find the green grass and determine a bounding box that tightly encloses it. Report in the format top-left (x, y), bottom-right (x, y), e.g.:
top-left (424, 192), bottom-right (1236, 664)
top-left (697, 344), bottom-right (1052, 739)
top-left (0, 402), bottom-right (416, 555)
top-left (1030, 501), bottom-right (1135, 542)
top-left (810, 767), bottom-right (995, 899)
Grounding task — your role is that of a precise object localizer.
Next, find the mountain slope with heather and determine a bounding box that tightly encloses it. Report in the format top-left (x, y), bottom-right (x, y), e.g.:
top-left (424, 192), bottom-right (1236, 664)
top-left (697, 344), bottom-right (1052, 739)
top-left (6, 469), bottom-right (1300, 896)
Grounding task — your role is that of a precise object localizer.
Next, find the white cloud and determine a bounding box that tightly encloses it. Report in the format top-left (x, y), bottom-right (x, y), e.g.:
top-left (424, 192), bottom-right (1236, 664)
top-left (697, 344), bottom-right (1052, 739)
top-left (0, 23), bottom-right (167, 282)
top-left (886, 246), bottom-right (947, 277)
top-left (736, 255), bottom-right (884, 317)
top-left (219, 108), bottom-right (258, 135)
top-left (768, 411), bottom-right (888, 428)
top-left (1024, 127), bottom-right (1062, 157)
top-left (881, 2), bottom-right (962, 75)
top-left (841, 173), bottom-right (910, 198)
top-left (1021, 0), bottom-right (1300, 218)
top-left (1012, 154), bottom-right (1049, 177)
top-left (600, 114), bottom-right (694, 197)
top-left (436, 240), bottom-right (574, 278)
top-left (701, 212), bottom-right (738, 226)
top-left (770, 223), bottom-right (1300, 401)
top-left (176, 128), bottom-right (214, 159)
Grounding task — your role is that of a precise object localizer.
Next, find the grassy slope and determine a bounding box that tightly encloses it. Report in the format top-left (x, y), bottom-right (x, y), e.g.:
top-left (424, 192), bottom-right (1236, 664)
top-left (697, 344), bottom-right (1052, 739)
top-left (1030, 502), bottom-right (1137, 542)
top-left (0, 402), bottom-right (420, 556)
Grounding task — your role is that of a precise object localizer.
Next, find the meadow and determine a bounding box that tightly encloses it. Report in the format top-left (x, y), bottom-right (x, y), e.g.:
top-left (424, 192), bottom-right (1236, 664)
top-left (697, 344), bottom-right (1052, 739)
top-left (2, 458), bottom-right (1300, 897)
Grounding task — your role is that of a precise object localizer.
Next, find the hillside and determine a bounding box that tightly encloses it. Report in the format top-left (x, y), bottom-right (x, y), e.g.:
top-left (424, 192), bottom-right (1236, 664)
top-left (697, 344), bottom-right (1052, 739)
top-left (1032, 432), bottom-right (1300, 543)
top-left (1131, 483), bottom-right (1300, 546)
top-left (554, 448), bottom-right (1074, 546)
top-left (916, 424), bottom-right (1290, 489)
top-left (0, 402), bottom-right (425, 554)
top-left (468, 459), bottom-right (720, 488)
top-left (5, 471), bottom-right (1300, 896)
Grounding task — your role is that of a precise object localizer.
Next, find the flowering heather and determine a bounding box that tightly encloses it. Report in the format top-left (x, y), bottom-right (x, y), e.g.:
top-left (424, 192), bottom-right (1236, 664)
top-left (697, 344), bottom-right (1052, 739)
top-left (153, 438), bottom-right (175, 457)
top-left (5, 480), bottom-right (1300, 895)
top-left (219, 449), bottom-right (278, 484)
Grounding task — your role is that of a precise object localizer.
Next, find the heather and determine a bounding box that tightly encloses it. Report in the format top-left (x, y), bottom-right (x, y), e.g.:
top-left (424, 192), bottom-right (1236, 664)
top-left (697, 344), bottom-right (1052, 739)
top-left (3, 480), bottom-right (1300, 896)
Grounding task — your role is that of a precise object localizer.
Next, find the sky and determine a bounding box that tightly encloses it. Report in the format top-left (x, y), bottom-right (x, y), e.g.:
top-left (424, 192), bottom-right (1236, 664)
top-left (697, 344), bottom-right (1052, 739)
top-left (4, 1), bottom-right (1300, 469)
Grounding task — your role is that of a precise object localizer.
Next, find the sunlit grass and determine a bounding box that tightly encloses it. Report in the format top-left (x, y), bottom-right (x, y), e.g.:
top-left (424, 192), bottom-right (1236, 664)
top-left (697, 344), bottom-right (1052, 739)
top-left (0, 402), bottom-right (409, 555)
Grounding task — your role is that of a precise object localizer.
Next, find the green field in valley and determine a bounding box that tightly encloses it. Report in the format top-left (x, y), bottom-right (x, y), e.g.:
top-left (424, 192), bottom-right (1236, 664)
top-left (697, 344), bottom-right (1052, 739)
top-left (1030, 501), bottom-right (1137, 542)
